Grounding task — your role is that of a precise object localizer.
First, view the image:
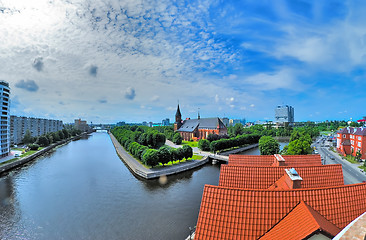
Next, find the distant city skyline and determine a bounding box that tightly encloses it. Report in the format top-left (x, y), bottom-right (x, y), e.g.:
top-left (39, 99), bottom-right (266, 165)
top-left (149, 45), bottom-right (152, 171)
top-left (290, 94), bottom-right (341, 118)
top-left (1, 1), bottom-right (366, 123)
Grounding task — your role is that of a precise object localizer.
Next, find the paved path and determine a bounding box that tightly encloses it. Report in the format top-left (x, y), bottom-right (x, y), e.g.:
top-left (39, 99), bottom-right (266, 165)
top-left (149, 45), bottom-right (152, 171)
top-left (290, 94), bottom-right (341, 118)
top-left (109, 134), bottom-right (209, 179)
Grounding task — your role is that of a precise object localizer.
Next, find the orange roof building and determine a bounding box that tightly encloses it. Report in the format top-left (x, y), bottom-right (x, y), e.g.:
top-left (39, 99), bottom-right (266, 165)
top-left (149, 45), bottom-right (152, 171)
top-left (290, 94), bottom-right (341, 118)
top-left (228, 154), bottom-right (322, 167)
top-left (259, 201), bottom-right (341, 240)
top-left (219, 164), bottom-right (344, 189)
top-left (194, 183), bottom-right (366, 240)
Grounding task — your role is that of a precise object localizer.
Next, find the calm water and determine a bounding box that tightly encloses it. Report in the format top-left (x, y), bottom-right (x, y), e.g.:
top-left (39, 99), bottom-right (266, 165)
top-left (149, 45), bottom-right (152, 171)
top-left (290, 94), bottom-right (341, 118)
top-left (239, 142), bottom-right (288, 155)
top-left (0, 133), bottom-right (221, 240)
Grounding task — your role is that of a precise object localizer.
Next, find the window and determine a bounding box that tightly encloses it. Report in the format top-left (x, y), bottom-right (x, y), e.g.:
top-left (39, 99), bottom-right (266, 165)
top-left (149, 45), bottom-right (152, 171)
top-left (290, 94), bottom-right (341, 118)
top-left (358, 136), bottom-right (361, 141)
top-left (351, 140), bottom-right (354, 145)
top-left (350, 135), bottom-right (354, 139)
top-left (358, 142), bottom-right (361, 147)
top-left (343, 134), bottom-right (346, 138)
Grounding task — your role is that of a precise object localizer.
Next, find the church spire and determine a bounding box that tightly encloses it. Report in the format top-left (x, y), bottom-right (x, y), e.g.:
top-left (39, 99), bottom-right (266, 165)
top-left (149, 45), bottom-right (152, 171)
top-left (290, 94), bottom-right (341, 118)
top-left (198, 108), bottom-right (200, 120)
top-left (175, 103), bottom-right (182, 123)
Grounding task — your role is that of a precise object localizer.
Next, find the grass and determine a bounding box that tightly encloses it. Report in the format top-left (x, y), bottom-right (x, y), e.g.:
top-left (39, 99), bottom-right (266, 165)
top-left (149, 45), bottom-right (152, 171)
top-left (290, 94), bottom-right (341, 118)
top-left (154, 154), bottom-right (203, 168)
top-left (344, 155), bottom-right (360, 164)
top-left (182, 141), bottom-right (198, 148)
top-left (11, 147), bottom-right (25, 151)
top-left (359, 165), bottom-right (366, 172)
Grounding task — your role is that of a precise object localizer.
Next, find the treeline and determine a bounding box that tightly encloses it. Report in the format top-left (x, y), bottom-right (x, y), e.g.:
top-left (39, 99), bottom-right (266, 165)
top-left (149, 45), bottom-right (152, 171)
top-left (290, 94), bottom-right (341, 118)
top-left (198, 133), bottom-right (261, 152)
top-left (22, 126), bottom-right (82, 150)
top-left (111, 126), bottom-right (193, 167)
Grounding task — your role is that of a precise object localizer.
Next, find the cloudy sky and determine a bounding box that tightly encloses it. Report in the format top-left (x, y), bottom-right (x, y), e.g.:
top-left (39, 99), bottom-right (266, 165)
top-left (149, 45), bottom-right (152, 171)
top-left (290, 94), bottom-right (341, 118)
top-left (1, 0), bottom-right (366, 123)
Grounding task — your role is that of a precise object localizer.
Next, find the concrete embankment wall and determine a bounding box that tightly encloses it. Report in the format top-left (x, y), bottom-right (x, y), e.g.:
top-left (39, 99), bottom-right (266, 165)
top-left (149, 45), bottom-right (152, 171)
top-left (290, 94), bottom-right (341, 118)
top-left (220, 143), bottom-right (259, 156)
top-left (0, 133), bottom-right (87, 175)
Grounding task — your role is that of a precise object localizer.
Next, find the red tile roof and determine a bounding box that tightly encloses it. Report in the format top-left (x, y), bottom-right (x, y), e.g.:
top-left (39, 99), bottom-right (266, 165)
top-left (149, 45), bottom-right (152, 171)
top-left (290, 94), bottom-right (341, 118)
top-left (260, 201), bottom-right (341, 239)
top-left (228, 154), bottom-right (322, 167)
top-left (281, 155), bottom-right (322, 166)
top-left (194, 183), bottom-right (366, 240)
top-left (219, 165), bottom-right (344, 189)
top-left (228, 155), bottom-right (275, 166)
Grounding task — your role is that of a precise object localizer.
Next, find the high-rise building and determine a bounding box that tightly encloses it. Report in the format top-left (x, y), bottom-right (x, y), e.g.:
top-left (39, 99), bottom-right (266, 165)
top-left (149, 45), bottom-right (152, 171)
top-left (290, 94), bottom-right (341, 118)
top-left (275, 105), bottom-right (294, 124)
top-left (162, 118), bottom-right (170, 126)
top-left (0, 81), bottom-right (10, 157)
top-left (10, 116), bottom-right (64, 145)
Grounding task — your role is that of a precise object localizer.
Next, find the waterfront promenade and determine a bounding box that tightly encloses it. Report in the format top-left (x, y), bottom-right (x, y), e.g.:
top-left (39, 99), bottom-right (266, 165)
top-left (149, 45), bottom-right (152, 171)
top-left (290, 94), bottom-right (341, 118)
top-left (109, 133), bottom-right (209, 179)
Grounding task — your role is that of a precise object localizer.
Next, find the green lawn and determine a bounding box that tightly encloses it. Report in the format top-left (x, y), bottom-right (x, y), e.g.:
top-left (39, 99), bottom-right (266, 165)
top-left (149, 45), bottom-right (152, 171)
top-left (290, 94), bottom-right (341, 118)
top-left (359, 165), bottom-right (366, 172)
top-left (155, 154), bottom-right (203, 168)
top-left (344, 155), bottom-right (360, 164)
top-left (182, 141), bottom-right (198, 148)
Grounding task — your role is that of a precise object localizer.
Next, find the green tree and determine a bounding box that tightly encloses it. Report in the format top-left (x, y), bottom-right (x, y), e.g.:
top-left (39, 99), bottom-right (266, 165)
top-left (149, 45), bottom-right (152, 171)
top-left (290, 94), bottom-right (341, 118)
top-left (172, 132), bottom-right (182, 145)
top-left (182, 145), bottom-right (193, 160)
top-left (51, 132), bottom-right (60, 142)
top-left (22, 130), bottom-right (34, 144)
top-left (283, 136), bottom-right (312, 155)
top-left (37, 135), bottom-right (50, 147)
top-left (158, 146), bottom-right (172, 165)
top-left (143, 149), bottom-right (159, 167)
top-left (198, 139), bottom-right (210, 151)
top-left (258, 136), bottom-right (280, 155)
top-left (28, 143), bottom-right (39, 150)
top-left (62, 128), bottom-right (70, 139)
top-left (355, 150), bottom-right (362, 162)
top-left (58, 130), bottom-right (65, 139)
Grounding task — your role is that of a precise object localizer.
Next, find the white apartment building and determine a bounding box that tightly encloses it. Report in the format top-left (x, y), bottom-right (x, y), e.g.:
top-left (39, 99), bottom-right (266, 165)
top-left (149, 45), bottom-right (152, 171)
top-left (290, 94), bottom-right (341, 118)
top-left (0, 81), bottom-right (10, 157)
top-left (10, 116), bottom-right (63, 145)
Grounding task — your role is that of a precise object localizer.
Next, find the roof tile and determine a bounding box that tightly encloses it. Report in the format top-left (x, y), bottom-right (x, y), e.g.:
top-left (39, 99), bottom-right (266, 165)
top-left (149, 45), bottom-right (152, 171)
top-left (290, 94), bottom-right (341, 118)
top-left (260, 201), bottom-right (341, 239)
top-left (194, 183), bottom-right (366, 240)
top-left (219, 165), bottom-right (344, 189)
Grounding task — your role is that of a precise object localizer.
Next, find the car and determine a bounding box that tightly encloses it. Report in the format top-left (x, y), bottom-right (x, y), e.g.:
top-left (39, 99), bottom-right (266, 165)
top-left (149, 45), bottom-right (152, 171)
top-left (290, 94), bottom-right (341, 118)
top-left (14, 153), bottom-right (20, 157)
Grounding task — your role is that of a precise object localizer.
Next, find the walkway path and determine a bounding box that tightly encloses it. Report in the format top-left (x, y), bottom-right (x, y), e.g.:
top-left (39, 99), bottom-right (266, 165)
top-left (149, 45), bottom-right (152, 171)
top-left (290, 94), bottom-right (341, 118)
top-left (109, 133), bottom-right (209, 179)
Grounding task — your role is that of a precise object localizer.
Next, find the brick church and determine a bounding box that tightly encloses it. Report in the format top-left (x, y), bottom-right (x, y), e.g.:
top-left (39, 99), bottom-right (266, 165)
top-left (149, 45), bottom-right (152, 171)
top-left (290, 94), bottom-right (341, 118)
top-left (174, 104), bottom-right (227, 141)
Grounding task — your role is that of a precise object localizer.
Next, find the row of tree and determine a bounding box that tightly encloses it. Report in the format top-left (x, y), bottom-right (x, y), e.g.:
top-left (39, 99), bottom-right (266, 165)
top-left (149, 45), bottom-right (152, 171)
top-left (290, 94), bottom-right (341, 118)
top-left (22, 127), bottom-right (82, 149)
top-left (111, 126), bottom-right (193, 167)
top-left (198, 133), bottom-right (261, 152)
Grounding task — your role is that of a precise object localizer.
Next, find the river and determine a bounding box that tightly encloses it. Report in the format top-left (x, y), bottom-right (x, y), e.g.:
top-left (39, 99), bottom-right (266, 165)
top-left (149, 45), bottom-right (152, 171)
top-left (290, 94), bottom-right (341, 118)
top-left (0, 133), bottom-right (286, 240)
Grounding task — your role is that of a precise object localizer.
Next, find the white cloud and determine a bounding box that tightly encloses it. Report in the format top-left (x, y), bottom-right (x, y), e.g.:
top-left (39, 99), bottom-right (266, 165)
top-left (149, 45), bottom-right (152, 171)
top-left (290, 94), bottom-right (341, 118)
top-left (124, 87), bottom-right (136, 100)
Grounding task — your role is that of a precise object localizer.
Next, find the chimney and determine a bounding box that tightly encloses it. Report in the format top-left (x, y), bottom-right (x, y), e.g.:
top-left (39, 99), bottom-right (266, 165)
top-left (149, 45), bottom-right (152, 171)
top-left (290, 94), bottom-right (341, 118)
top-left (273, 154), bottom-right (286, 166)
top-left (284, 168), bottom-right (303, 189)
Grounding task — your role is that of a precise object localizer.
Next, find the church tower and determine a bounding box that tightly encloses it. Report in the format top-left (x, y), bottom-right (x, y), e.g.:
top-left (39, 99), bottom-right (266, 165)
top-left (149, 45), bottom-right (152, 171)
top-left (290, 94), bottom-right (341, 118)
top-left (174, 104), bottom-right (182, 131)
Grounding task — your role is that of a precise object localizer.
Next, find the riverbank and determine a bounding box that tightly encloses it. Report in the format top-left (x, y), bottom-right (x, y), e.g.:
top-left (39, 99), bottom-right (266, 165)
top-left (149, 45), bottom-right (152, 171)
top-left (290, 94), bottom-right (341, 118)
top-left (109, 133), bottom-right (209, 179)
top-left (0, 133), bottom-right (88, 175)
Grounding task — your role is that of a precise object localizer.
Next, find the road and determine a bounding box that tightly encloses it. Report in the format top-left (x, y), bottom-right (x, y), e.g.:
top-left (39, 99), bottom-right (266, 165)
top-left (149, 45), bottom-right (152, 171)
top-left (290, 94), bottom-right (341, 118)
top-left (314, 138), bottom-right (366, 185)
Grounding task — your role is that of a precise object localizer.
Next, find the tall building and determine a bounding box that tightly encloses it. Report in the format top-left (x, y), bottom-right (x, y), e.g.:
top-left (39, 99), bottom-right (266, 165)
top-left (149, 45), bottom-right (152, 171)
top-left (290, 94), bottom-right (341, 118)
top-left (162, 118), bottom-right (170, 126)
top-left (173, 104), bottom-right (183, 131)
top-left (0, 81), bottom-right (10, 157)
top-left (10, 116), bottom-right (63, 145)
top-left (275, 105), bottom-right (294, 124)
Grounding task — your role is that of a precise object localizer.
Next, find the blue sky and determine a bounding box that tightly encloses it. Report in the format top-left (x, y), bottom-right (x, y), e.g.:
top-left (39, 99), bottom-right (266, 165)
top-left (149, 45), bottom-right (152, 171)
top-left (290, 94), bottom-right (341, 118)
top-left (0, 0), bottom-right (365, 123)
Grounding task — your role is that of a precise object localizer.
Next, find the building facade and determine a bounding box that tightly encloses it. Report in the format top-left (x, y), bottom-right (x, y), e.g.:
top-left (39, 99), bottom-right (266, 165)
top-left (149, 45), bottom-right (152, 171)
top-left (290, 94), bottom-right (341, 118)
top-left (337, 127), bottom-right (366, 159)
top-left (275, 105), bottom-right (294, 124)
top-left (174, 104), bottom-right (227, 141)
top-left (0, 81), bottom-right (10, 157)
top-left (74, 119), bottom-right (90, 132)
top-left (10, 116), bottom-right (63, 145)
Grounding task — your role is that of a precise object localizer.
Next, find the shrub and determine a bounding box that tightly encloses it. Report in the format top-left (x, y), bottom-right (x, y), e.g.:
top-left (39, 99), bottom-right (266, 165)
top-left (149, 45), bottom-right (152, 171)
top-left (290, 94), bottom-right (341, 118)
top-left (198, 139), bottom-right (210, 151)
top-left (28, 143), bottom-right (39, 151)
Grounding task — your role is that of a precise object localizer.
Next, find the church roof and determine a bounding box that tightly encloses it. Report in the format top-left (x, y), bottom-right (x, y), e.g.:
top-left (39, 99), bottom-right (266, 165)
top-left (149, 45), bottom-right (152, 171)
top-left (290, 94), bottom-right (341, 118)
top-left (177, 117), bottom-right (226, 133)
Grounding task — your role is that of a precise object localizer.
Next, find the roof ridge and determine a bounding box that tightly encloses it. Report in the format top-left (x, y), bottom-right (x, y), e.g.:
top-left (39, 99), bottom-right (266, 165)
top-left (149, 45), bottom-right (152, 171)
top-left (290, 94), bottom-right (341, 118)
top-left (258, 201), bottom-right (304, 239)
